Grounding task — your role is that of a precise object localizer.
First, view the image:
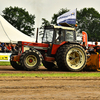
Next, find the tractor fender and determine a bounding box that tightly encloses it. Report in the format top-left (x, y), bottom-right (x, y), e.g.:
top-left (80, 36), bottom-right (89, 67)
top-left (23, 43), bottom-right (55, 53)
top-left (52, 42), bottom-right (80, 55)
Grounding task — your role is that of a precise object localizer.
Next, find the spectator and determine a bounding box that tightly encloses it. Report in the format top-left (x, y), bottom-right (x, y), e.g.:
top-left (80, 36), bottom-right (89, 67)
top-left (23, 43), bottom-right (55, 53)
top-left (0, 42), bottom-right (2, 52)
top-left (4, 44), bottom-right (9, 52)
top-left (15, 44), bottom-right (18, 51)
top-left (11, 43), bottom-right (17, 52)
top-left (88, 45), bottom-right (95, 54)
top-left (0, 46), bottom-right (2, 52)
top-left (82, 42), bottom-right (86, 50)
top-left (11, 43), bottom-right (14, 52)
top-left (1, 43), bottom-right (5, 52)
top-left (94, 41), bottom-right (100, 53)
top-left (82, 42), bottom-right (88, 53)
top-left (0, 43), bottom-right (19, 53)
top-left (7, 43), bottom-right (12, 52)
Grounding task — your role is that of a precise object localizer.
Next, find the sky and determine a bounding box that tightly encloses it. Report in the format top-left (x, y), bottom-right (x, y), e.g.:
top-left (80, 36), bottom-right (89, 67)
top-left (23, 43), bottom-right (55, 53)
top-left (0, 0), bottom-right (100, 41)
top-left (0, 0), bottom-right (100, 28)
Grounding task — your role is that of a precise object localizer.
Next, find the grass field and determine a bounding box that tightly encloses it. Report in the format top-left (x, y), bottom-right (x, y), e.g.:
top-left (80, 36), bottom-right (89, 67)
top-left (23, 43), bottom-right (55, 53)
top-left (0, 62), bottom-right (11, 66)
top-left (0, 72), bottom-right (100, 77)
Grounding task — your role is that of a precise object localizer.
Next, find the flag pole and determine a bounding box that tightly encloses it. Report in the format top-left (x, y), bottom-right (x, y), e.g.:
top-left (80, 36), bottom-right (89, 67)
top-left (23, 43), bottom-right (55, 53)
top-left (75, 8), bottom-right (77, 25)
top-left (76, 8), bottom-right (77, 24)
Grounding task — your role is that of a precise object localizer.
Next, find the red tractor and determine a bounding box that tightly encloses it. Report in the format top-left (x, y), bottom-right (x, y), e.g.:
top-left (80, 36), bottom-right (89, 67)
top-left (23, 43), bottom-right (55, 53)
top-left (10, 23), bottom-right (87, 71)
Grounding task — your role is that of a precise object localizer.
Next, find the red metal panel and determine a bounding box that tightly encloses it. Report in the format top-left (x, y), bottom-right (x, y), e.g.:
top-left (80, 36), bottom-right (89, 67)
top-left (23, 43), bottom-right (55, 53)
top-left (51, 44), bottom-right (60, 54)
top-left (22, 41), bottom-right (49, 47)
top-left (51, 41), bottom-right (66, 54)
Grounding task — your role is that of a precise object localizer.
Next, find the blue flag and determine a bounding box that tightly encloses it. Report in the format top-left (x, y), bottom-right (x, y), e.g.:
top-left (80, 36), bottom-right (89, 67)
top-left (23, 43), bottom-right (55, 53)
top-left (57, 9), bottom-right (76, 25)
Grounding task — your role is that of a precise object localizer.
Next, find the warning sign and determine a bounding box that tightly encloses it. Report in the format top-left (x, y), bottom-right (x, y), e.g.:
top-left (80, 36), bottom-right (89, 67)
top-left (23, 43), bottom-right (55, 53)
top-left (0, 53), bottom-right (11, 62)
top-left (0, 55), bottom-right (8, 60)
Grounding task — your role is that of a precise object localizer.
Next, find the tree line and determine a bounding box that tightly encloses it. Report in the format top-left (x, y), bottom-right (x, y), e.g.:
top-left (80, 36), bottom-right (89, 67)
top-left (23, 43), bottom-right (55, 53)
top-left (2, 6), bottom-right (100, 41)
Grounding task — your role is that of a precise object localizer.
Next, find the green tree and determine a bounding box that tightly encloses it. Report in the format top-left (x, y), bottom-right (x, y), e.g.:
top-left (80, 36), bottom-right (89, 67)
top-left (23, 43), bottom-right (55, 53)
top-left (77, 8), bottom-right (100, 41)
top-left (41, 18), bottom-right (51, 28)
top-left (2, 6), bottom-right (35, 36)
top-left (39, 18), bottom-right (51, 35)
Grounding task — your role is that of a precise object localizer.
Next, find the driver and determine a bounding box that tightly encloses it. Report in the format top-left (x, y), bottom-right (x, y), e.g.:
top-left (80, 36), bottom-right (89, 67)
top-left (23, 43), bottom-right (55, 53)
top-left (55, 33), bottom-right (64, 42)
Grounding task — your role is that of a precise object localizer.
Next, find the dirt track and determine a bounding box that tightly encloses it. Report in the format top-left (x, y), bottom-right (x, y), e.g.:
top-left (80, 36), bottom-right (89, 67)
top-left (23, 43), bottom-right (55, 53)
top-left (0, 66), bottom-right (100, 100)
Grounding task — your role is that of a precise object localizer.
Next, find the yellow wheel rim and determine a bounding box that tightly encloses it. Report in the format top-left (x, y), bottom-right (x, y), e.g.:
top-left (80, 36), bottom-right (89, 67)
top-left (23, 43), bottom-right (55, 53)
top-left (25, 55), bottom-right (37, 67)
top-left (66, 48), bottom-right (85, 70)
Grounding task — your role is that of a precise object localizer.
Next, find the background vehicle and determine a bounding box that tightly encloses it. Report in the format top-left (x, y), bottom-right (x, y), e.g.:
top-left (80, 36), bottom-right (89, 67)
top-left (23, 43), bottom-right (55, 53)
top-left (10, 23), bottom-right (87, 71)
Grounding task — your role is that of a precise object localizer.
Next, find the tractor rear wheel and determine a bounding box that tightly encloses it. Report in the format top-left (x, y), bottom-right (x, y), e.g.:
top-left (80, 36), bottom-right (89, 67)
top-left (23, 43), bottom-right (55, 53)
top-left (10, 54), bottom-right (24, 70)
top-left (56, 44), bottom-right (87, 72)
top-left (20, 50), bottom-right (42, 71)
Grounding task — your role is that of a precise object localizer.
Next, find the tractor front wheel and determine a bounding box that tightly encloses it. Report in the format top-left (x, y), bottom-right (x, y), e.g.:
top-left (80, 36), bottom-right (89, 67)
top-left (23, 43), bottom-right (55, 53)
top-left (20, 50), bottom-right (42, 71)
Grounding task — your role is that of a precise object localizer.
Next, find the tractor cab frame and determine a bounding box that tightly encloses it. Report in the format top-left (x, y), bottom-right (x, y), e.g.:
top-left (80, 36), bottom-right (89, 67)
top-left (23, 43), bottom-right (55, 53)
top-left (42, 25), bottom-right (76, 45)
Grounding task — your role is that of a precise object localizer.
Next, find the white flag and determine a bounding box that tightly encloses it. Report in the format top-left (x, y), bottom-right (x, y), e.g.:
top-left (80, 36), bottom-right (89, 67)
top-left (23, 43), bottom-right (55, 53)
top-left (57, 9), bottom-right (76, 24)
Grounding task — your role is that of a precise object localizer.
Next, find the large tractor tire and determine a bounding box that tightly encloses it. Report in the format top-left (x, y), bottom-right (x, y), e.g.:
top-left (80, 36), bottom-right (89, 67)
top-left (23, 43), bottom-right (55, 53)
top-left (56, 44), bottom-right (87, 72)
top-left (42, 61), bottom-right (58, 71)
top-left (20, 49), bottom-right (42, 71)
top-left (10, 54), bottom-right (24, 70)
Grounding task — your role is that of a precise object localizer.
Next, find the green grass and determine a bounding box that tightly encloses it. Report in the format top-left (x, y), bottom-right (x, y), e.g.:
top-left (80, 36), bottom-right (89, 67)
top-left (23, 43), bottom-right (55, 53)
top-left (0, 62), bottom-right (43, 66)
top-left (0, 62), bottom-right (11, 66)
top-left (0, 72), bottom-right (100, 77)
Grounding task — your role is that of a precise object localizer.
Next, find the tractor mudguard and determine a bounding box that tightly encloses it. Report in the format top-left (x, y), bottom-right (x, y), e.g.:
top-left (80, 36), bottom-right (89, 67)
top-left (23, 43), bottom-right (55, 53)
top-left (10, 54), bottom-right (21, 62)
